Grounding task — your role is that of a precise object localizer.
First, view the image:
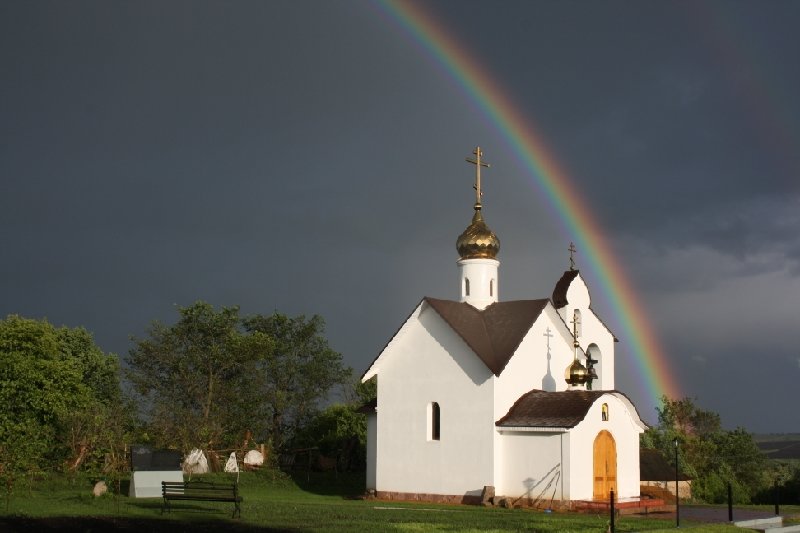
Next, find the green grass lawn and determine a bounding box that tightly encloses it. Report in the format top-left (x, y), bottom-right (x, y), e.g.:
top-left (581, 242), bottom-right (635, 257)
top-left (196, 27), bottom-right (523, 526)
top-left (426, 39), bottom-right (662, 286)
top-left (0, 470), bottom-right (789, 532)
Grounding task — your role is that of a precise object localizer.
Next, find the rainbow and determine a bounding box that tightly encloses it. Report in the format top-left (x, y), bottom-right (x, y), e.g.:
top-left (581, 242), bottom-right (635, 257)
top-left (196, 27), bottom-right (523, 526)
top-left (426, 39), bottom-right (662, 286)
top-left (372, 0), bottom-right (681, 412)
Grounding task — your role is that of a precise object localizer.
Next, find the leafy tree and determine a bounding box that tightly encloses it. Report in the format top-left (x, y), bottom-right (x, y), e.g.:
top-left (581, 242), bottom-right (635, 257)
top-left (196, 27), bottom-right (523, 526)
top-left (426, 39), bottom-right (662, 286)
top-left (294, 403), bottom-right (367, 471)
top-left (293, 376), bottom-right (377, 471)
top-left (243, 313), bottom-right (350, 452)
top-left (343, 374), bottom-right (377, 406)
top-left (641, 396), bottom-right (766, 503)
top-left (127, 305), bottom-right (350, 458)
top-left (0, 315), bottom-right (119, 502)
top-left (126, 302), bottom-right (269, 452)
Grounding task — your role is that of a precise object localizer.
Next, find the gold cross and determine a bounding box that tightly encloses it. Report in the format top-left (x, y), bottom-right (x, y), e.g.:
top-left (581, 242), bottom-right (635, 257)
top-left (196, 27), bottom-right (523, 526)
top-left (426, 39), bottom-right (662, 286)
top-left (466, 146), bottom-right (490, 206)
top-left (568, 242), bottom-right (577, 271)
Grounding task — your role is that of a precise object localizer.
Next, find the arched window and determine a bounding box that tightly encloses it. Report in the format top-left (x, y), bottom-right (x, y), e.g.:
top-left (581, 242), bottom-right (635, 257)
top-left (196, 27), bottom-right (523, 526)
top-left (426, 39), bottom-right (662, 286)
top-left (464, 278), bottom-right (470, 297)
top-left (587, 343), bottom-right (602, 390)
top-left (602, 403), bottom-right (609, 421)
top-left (429, 402), bottom-right (440, 441)
top-left (489, 279), bottom-right (494, 297)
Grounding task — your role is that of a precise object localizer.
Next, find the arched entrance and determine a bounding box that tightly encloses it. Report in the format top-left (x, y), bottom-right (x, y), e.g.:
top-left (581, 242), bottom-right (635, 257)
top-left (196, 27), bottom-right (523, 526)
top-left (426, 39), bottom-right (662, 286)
top-left (593, 430), bottom-right (617, 500)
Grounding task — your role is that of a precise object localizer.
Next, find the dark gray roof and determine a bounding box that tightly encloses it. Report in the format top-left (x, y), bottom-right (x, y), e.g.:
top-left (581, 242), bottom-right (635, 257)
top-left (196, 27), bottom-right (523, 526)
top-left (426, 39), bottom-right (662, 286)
top-left (424, 297), bottom-right (549, 376)
top-left (496, 389), bottom-right (608, 428)
top-left (552, 270), bottom-right (580, 309)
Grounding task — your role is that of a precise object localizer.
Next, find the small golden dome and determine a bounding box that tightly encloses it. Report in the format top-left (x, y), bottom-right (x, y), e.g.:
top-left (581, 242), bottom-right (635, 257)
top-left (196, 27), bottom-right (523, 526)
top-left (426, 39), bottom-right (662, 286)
top-left (565, 359), bottom-right (589, 386)
top-left (456, 207), bottom-right (500, 260)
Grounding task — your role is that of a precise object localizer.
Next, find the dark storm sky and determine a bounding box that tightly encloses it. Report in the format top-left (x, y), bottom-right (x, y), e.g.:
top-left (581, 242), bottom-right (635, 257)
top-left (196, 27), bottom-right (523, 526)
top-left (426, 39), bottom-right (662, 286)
top-left (2, 1), bottom-right (798, 432)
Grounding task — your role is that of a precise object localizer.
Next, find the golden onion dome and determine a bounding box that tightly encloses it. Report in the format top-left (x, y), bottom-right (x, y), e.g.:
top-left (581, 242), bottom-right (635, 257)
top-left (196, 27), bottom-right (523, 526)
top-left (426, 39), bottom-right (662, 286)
top-left (565, 359), bottom-right (589, 386)
top-left (456, 207), bottom-right (500, 260)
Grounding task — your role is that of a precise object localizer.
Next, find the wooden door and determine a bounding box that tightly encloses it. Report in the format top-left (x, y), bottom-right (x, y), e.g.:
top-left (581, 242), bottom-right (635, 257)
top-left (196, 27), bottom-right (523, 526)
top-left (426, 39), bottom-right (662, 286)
top-left (593, 430), bottom-right (617, 500)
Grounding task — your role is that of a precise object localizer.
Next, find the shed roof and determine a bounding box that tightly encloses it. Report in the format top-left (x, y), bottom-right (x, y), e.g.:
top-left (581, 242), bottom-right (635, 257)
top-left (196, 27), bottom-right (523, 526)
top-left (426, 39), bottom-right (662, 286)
top-left (496, 389), bottom-right (607, 428)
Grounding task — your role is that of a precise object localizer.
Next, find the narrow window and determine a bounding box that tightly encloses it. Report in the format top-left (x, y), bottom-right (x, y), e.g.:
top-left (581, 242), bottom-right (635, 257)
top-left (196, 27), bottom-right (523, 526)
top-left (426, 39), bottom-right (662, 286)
top-left (430, 402), bottom-right (440, 441)
top-left (601, 403), bottom-right (609, 421)
top-left (489, 279), bottom-right (494, 297)
top-left (464, 278), bottom-right (470, 296)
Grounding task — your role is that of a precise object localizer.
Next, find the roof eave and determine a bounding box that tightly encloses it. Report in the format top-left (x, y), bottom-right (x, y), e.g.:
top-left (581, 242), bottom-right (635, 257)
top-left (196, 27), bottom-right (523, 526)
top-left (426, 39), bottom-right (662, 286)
top-left (496, 426), bottom-right (569, 433)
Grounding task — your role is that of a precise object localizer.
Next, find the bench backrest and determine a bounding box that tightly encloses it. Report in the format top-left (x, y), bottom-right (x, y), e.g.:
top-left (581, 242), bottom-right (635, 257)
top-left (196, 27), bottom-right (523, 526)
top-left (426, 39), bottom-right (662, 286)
top-left (162, 481), bottom-right (238, 499)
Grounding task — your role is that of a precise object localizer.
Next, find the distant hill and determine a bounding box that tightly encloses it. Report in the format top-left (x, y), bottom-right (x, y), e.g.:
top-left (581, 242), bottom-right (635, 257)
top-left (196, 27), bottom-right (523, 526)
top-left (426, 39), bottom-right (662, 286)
top-left (754, 434), bottom-right (800, 460)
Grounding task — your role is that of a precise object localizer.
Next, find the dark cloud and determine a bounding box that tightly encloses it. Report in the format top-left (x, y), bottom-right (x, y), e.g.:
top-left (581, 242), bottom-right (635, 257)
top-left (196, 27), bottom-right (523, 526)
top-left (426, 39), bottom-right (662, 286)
top-left (2, 1), bottom-right (798, 431)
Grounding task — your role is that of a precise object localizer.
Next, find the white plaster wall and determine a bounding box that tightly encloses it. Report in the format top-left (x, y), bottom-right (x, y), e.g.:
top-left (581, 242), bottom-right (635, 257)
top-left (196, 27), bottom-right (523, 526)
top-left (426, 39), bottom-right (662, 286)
top-left (555, 273), bottom-right (616, 390)
top-left (458, 258), bottom-right (499, 310)
top-left (492, 305), bottom-right (577, 490)
top-left (494, 304), bottom-right (574, 419)
top-left (567, 393), bottom-right (644, 500)
top-left (373, 303), bottom-right (497, 497)
top-left (495, 431), bottom-right (565, 500)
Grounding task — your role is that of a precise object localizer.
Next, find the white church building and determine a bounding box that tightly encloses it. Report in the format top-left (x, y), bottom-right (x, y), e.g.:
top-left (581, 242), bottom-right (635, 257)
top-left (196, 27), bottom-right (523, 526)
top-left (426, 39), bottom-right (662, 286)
top-left (361, 147), bottom-right (647, 505)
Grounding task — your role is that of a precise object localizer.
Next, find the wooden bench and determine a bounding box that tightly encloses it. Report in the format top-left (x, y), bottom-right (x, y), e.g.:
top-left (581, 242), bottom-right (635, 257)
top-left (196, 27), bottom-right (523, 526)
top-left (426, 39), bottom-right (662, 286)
top-left (161, 480), bottom-right (242, 518)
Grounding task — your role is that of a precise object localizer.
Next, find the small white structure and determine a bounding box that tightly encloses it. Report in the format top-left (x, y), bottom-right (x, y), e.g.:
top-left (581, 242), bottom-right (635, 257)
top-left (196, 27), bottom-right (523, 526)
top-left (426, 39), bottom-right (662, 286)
top-left (128, 446), bottom-right (184, 498)
top-left (129, 470), bottom-right (184, 498)
top-left (243, 449), bottom-right (264, 467)
top-left (361, 148), bottom-right (647, 505)
top-left (182, 448), bottom-right (209, 474)
top-left (224, 452), bottom-right (239, 473)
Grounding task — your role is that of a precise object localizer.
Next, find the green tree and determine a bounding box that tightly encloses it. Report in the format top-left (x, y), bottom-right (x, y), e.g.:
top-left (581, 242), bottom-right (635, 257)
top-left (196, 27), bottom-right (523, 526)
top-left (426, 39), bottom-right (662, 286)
top-left (243, 313), bottom-right (350, 452)
top-left (343, 374), bottom-right (377, 406)
top-left (0, 315), bottom-right (120, 501)
top-left (294, 403), bottom-right (368, 471)
top-left (641, 396), bottom-right (766, 503)
top-left (126, 302), bottom-right (268, 452)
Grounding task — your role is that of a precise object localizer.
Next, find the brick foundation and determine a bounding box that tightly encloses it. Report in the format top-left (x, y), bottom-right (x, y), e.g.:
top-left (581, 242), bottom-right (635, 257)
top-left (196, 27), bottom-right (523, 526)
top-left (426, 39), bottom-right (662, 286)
top-left (373, 491), bottom-right (578, 509)
top-left (374, 491), bottom-right (482, 505)
top-left (371, 491), bottom-right (667, 514)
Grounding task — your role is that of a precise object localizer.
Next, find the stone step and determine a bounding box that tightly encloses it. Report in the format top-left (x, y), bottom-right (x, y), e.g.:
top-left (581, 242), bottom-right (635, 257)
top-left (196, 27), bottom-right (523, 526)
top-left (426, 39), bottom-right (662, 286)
top-left (734, 516), bottom-right (783, 531)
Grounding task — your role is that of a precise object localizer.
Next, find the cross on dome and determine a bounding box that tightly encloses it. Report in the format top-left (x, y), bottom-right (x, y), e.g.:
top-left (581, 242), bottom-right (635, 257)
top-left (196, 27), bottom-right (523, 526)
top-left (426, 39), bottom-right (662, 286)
top-left (466, 146), bottom-right (490, 208)
top-left (568, 242), bottom-right (577, 271)
top-left (456, 146), bottom-right (500, 260)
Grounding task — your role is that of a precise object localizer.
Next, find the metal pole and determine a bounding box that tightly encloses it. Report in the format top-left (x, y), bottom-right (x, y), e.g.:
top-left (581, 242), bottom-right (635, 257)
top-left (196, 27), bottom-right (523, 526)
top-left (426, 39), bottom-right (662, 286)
top-left (610, 489), bottom-right (615, 533)
top-left (775, 481), bottom-right (780, 516)
top-left (674, 438), bottom-right (680, 528)
top-left (728, 482), bottom-right (733, 522)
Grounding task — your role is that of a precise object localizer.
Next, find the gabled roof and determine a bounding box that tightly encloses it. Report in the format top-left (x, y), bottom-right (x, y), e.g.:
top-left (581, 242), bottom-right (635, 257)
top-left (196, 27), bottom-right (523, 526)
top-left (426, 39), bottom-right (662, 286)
top-left (551, 270), bottom-right (618, 342)
top-left (496, 389), bottom-right (607, 428)
top-left (361, 298), bottom-right (426, 381)
top-left (424, 297), bottom-right (549, 376)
